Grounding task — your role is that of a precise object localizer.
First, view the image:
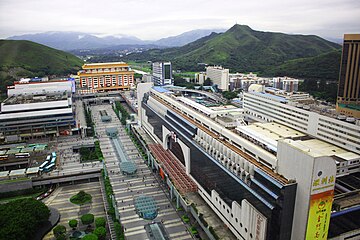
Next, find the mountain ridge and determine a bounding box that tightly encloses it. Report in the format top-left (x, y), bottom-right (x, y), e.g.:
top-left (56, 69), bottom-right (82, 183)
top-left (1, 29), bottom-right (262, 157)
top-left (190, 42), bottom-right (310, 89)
top-left (6, 29), bottom-right (226, 50)
top-left (123, 24), bottom-right (341, 80)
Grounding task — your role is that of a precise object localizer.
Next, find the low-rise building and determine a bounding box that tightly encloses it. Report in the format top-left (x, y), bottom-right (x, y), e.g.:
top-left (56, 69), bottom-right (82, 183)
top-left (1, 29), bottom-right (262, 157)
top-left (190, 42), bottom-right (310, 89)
top-left (78, 62), bottom-right (134, 92)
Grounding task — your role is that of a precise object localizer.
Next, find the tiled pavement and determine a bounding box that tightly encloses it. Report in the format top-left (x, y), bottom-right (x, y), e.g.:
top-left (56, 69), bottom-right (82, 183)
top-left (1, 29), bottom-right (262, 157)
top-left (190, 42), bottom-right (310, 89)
top-left (43, 181), bottom-right (106, 239)
top-left (92, 104), bottom-right (193, 240)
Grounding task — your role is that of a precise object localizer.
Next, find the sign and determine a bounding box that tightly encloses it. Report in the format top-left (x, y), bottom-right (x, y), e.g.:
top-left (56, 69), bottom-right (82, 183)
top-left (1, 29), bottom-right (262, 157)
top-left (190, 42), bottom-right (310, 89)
top-left (305, 190), bottom-right (333, 240)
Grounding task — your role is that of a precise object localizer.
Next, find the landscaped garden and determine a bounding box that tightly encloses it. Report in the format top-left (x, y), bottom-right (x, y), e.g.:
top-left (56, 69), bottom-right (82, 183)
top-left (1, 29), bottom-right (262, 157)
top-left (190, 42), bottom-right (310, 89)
top-left (53, 215), bottom-right (108, 240)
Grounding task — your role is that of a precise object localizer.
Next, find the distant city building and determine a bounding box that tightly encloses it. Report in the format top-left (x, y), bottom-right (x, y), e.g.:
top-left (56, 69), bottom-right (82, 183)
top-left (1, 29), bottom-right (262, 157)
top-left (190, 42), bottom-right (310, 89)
top-left (142, 74), bottom-right (153, 83)
top-left (194, 72), bottom-right (207, 85)
top-left (229, 72), bottom-right (269, 91)
top-left (152, 62), bottom-right (172, 86)
top-left (272, 77), bottom-right (299, 92)
top-left (336, 34), bottom-right (360, 118)
top-left (78, 62), bottom-right (134, 92)
top-left (206, 66), bottom-right (229, 91)
top-left (0, 80), bottom-right (74, 142)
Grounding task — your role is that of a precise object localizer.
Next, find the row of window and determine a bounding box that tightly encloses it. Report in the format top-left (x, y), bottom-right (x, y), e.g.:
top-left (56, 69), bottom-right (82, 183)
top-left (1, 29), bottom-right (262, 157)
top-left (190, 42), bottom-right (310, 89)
top-left (214, 197), bottom-right (254, 238)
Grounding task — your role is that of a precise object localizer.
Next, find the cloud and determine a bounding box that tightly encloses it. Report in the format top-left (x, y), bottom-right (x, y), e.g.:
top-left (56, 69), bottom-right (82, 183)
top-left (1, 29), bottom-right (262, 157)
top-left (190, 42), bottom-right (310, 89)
top-left (0, 0), bottom-right (359, 39)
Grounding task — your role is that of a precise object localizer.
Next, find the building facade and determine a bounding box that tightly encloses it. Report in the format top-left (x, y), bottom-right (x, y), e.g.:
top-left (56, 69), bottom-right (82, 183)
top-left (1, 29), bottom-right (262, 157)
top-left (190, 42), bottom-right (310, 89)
top-left (336, 34), bottom-right (360, 118)
top-left (272, 77), bottom-right (299, 92)
top-left (206, 66), bottom-right (229, 91)
top-left (152, 62), bottom-right (172, 86)
top-left (78, 62), bottom-right (134, 92)
top-left (135, 84), bottom-right (358, 239)
top-left (243, 90), bottom-right (360, 154)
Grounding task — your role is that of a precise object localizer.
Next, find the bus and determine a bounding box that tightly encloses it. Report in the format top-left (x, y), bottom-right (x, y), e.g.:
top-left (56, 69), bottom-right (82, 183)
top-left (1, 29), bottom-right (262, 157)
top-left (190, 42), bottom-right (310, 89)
top-left (51, 152), bottom-right (56, 158)
top-left (43, 163), bottom-right (55, 172)
top-left (39, 161), bottom-right (49, 169)
top-left (46, 155), bottom-right (51, 161)
top-left (50, 157), bottom-right (56, 164)
top-left (15, 153), bottom-right (30, 158)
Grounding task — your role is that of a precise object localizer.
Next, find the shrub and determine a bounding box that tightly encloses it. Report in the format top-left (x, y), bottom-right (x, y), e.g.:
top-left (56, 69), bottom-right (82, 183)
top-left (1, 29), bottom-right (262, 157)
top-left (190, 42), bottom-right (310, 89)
top-left (53, 225), bottom-right (66, 237)
top-left (95, 217), bottom-right (106, 228)
top-left (69, 219), bottom-right (78, 229)
top-left (93, 227), bottom-right (106, 240)
top-left (82, 233), bottom-right (98, 240)
top-left (81, 214), bottom-right (95, 226)
top-left (70, 191), bottom-right (92, 205)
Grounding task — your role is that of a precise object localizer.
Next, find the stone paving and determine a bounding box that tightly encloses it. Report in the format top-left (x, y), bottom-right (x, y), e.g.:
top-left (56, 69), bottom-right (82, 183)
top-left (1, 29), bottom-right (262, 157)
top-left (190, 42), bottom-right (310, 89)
top-left (92, 104), bottom-right (193, 240)
top-left (43, 181), bottom-right (107, 239)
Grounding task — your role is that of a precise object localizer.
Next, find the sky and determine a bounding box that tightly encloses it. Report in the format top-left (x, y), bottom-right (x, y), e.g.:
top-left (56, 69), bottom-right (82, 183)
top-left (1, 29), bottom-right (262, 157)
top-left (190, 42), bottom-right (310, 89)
top-left (0, 0), bottom-right (359, 40)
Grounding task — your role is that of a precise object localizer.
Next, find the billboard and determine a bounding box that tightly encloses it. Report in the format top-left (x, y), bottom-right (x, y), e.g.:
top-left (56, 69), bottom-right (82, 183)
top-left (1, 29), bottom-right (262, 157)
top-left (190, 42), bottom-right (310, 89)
top-left (306, 156), bottom-right (336, 240)
top-left (306, 190), bottom-right (333, 239)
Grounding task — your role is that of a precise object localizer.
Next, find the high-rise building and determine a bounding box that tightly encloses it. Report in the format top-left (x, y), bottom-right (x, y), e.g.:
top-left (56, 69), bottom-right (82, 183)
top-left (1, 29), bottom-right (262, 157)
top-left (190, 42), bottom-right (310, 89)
top-left (78, 62), bottom-right (134, 92)
top-left (152, 62), bottom-right (172, 86)
top-left (206, 66), bottom-right (229, 91)
top-left (336, 34), bottom-right (360, 118)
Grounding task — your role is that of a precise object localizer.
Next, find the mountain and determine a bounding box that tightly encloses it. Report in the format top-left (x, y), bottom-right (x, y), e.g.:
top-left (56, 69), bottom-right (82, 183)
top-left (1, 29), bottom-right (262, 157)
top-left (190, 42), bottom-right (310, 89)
top-left (6, 29), bottom-right (226, 51)
top-left (124, 24), bottom-right (342, 79)
top-left (0, 40), bottom-right (83, 95)
top-left (154, 29), bottom-right (226, 47)
top-left (7, 32), bottom-right (146, 50)
top-left (265, 50), bottom-right (341, 81)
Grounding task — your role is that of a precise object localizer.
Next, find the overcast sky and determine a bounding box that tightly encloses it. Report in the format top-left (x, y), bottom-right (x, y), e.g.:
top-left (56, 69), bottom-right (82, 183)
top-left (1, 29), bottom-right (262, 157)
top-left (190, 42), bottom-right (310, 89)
top-left (0, 0), bottom-right (359, 40)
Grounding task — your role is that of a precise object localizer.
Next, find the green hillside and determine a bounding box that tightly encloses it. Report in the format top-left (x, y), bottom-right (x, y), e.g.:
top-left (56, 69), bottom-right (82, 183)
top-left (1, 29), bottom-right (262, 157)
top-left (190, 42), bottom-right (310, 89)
top-left (0, 40), bottom-right (83, 96)
top-left (125, 24), bottom-right (341, 79)
top-left (264, 50), bottom-right (341, 81)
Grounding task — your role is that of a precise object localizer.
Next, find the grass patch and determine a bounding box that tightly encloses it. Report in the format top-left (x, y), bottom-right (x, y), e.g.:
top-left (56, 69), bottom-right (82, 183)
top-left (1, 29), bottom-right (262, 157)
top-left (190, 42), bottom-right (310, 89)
top-left (70, 190), bottom-right (92, 205)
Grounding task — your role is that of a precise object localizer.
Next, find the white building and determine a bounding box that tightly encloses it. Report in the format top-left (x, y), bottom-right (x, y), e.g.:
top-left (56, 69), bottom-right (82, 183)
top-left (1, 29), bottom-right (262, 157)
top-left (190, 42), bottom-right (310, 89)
top-left (152, 62), bottom-right (172, 86)
top-left (137, 85), bottom-right (360, 240)
top-left (206, 66), bottom-right (229, 91)
top-left (243, 86), bottom-right (360, 154)
top-left (194, 72), bottom-right (207, 85)
top-left (0, 81), bottom-right (75, 141)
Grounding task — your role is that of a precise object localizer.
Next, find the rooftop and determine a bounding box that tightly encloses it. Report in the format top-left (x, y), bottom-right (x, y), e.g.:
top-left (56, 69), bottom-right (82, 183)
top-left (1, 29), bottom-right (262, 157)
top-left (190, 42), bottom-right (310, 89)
top-left (82, 62), bottom-right (128, 69)
top-left (284, 138), bottom-right (360, 160)
top-left (2, 93), bottom-right (69, 105)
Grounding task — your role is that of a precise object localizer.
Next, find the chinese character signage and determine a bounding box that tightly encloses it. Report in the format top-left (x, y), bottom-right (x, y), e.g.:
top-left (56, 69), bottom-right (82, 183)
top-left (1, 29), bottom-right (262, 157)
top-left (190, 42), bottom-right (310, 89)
top-left (305, 190), bottom-right (333, 240)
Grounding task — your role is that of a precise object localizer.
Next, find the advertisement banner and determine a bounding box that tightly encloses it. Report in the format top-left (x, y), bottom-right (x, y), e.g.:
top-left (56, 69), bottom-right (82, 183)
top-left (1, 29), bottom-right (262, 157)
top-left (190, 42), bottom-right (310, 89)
top-left (305, 190), bottom-right (334, 240)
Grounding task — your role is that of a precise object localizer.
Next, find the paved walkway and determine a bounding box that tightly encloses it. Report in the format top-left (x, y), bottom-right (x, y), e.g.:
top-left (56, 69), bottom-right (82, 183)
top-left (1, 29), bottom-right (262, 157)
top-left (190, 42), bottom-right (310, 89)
top-left (92, 104), bottom-right (193, 240)
top-left (43, 182), bottom-right (106, 240)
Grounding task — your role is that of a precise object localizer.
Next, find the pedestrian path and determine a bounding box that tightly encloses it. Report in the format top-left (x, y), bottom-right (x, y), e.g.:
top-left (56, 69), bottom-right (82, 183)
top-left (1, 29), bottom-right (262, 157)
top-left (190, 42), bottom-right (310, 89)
top-left (92, 104), bottom-right (193, 240)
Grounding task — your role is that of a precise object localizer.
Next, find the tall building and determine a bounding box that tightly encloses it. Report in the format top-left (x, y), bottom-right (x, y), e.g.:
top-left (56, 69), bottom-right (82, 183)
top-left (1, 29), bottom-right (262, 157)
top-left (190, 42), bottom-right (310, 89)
top-left (78, 62), bottom-right (134, 92)
top-left (272, 77), bottom-right (299, 92)
top-left (152, 62), bottom-right (172, 86)
top-left (206, 66), bottom-right (229, 91)
top-left (336, 34), bottom-right (360, 118)
top-left (137, 85), bottom-right (360, 239)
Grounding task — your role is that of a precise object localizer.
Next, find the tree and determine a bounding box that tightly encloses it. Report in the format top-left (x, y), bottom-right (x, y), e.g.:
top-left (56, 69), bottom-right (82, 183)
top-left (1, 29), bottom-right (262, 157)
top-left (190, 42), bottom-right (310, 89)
top-left (203, 78), bottom-right (212, 86)
top-left (69, 219), bottom-right (78, 229)
top-left (222, 91), bottom-right (238, 100)
top-left (81, 213), bottom-right (95, 226)
top-left (0, 198), bottom-right (50, 240)
top-left (95, 217), bottom-right (106, 228)
top-left (70, 190), bottom-right (92, 205)
top-left (53, 225), bottom-right (66, 237)
top-left (82, 233), bottom-right (98, 240)
top-left (93, 227), bottom-right (107, 240)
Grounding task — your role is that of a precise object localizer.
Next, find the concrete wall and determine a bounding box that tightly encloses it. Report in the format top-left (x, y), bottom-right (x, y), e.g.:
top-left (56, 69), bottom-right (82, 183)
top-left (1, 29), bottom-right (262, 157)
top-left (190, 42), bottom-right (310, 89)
top-left (0, 179), bottom-right (33, 193)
